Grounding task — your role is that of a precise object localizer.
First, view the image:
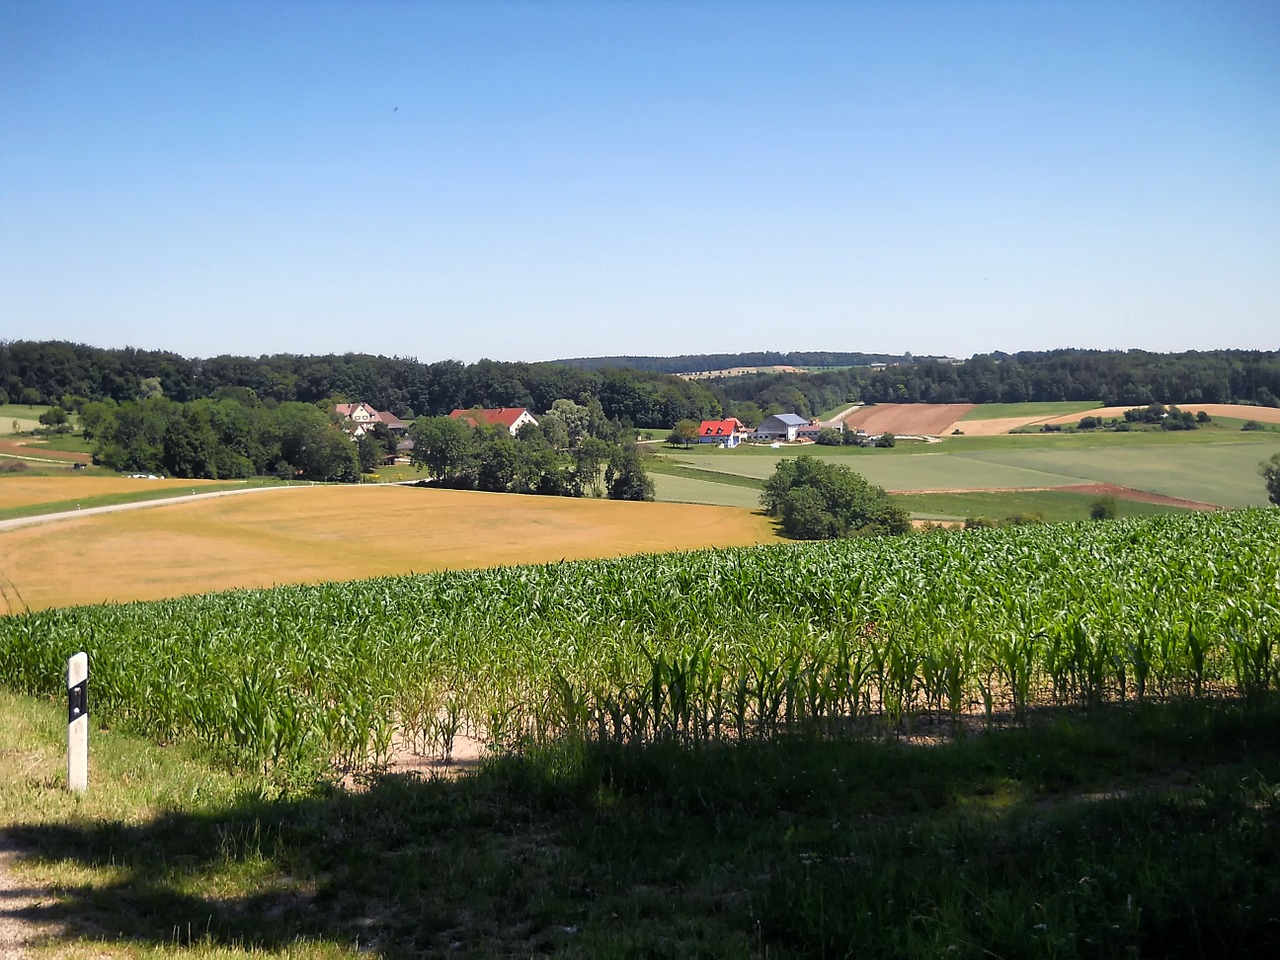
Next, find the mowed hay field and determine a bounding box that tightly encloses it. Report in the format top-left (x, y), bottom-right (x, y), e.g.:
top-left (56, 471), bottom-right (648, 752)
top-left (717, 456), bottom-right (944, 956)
top-left (0, 483), bottom-right (780, 613)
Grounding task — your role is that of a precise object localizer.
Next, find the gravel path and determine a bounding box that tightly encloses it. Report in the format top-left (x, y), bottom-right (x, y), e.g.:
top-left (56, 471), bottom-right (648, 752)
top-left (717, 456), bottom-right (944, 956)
top-left (0, 838), bottom-right (54, 960)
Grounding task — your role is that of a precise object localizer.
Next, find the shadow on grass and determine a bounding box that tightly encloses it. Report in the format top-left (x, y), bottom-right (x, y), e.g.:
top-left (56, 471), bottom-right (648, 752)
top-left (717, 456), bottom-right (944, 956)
top-left (7, 697), bottom-right (1280, 958)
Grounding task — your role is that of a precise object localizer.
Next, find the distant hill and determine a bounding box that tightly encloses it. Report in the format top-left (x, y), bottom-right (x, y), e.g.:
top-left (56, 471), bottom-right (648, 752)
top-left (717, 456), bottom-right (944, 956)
top-left (548, 352), bottom-right (943, 374)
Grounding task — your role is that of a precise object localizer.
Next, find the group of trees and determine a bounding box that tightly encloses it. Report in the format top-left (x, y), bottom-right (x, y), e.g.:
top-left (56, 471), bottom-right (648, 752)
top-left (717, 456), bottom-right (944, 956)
top-left (79, 397), bottom-right (363, 481)
top-left (409, 398), bottom-right (652, 500)
top-left (760, 455), bottom-right (910, 540)
top-left (69, 390), bottom-right (657, 497)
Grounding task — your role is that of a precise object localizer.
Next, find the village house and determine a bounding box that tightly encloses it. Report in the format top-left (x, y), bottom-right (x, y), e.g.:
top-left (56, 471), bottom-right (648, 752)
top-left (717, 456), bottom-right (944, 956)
top-left (697, 417), bottom-right (747, 448)
top-left (448, 407), bottom-right (539, 436)
top-left (334, 402), bottom-right (407, 438)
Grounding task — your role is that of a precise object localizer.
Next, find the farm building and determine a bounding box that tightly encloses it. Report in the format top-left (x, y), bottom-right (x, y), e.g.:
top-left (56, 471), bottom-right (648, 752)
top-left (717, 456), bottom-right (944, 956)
top-left (698, 417), bottom-right (747, 448)
top-left (335, 402), bottom-right (407, 437)
top-left (449, 407), bottom-right (539, 436)
top-left (752, 413), bottom-right (809, 442)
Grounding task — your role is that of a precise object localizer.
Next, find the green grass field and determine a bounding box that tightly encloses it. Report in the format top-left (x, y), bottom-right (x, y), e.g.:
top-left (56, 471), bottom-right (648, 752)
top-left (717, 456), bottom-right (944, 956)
top-left (0, 402), bottom-right (48, 434)
top-left (652, 431), bottom-right (1280, 509)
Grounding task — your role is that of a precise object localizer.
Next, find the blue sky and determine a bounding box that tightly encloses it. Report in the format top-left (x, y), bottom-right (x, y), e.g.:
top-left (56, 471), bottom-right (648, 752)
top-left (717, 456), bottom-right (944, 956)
top-left (2, 0), bottom-right (1278, 363)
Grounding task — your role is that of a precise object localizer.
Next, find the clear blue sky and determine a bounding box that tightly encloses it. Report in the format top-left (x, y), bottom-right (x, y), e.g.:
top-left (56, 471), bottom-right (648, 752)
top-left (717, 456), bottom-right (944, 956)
top-left (2, 0), bottom-right (1278, 363)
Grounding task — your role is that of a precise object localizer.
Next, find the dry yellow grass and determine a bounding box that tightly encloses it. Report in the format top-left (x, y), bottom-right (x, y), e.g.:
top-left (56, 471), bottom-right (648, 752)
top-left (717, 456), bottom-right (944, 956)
top-left (0, 484), bottom-right (781, 613)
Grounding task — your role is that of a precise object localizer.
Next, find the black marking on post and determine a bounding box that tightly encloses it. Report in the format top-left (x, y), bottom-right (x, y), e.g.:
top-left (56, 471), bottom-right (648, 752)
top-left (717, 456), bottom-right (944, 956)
top-left (68, 679), bottom-right (88, 724)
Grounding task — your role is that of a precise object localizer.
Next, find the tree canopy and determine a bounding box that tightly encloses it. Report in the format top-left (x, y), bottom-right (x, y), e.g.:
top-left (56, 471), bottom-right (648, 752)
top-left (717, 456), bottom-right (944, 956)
top-left (1261, 453), bottom-right (1280, 507)
top-left (760, 455), bottom-right (910, 540)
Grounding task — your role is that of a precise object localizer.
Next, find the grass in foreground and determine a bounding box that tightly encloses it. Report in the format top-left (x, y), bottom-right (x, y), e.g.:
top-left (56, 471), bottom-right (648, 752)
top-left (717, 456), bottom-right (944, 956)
top-left (3, 689), bottom-right (1279, 958)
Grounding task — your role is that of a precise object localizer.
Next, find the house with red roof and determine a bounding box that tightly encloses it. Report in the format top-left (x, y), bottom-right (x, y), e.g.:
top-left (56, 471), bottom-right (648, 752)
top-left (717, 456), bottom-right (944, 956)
top-left (698, 417), bottom-right (747, 448)
top-left (448, 407), bottom-right (539, 436)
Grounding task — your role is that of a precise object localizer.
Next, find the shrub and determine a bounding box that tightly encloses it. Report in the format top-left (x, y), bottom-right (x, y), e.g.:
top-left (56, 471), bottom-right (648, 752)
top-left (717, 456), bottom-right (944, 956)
top-left (1090, 495), bottom-right (1118, 520)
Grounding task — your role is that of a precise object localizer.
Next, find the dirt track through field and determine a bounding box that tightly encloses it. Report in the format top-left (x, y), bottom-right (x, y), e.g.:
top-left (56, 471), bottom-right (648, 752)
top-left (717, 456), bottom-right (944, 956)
top-left (0, 484), bottom-right (780, 613)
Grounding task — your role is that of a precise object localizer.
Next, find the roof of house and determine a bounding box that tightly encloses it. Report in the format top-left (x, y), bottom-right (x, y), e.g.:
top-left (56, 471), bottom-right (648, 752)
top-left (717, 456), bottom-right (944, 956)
top-left (699, 418), bottom-right (744, 436)
top-left (375, 411), bottom-right (406, 430)
top-left (448, 407), bottom-right (537, 430)
top-left (334, 402), bottom-right (378, 419)
top-left (760, 413), bottom-right (808, 428)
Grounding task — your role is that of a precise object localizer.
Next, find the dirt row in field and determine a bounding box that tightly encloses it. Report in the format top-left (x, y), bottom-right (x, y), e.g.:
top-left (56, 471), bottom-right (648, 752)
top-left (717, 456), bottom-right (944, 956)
top-left (840, 403), bottom-right (976, 436)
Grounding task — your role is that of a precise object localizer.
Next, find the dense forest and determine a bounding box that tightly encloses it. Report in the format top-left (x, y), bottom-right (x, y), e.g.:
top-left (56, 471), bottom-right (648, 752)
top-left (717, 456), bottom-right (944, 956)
top-left (3, 342), bottom-right (1278, 430)
top-left (0, 341), bottom-right (721, 427)
top-left (551, 351), bottom-right (920, 374)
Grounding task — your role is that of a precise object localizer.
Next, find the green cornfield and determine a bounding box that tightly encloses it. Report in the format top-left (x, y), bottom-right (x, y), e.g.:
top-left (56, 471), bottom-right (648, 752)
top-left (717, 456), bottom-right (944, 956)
top-left (2, 509), bottom-right (1277, 776)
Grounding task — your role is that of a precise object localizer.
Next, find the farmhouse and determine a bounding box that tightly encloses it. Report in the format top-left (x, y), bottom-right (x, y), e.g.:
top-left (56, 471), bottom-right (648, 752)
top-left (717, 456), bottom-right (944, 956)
top-left (752, 413), bottom-right (808, 442)
top-left (698, 417), bottom-right (747, 448)
top-left (449, 407), bottom-right (539, 436)
top-left (334, 402), bottom-right (407, 438)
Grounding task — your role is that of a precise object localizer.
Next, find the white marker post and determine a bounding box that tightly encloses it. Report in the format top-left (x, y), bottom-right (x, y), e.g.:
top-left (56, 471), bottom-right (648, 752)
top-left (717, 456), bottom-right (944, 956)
top-left (67, 652), bottom-right (88, 793)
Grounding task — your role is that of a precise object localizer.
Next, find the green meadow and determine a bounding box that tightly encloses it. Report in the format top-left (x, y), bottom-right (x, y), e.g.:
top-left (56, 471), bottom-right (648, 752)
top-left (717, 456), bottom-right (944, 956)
top-left (650, 431), bottom-right (1280, 511)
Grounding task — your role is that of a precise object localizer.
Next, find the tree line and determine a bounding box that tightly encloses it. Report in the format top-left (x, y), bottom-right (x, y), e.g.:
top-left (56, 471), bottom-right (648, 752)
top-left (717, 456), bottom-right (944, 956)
top-left (4, 342), bottom-right (1278, 433)
top-left (0, 341), bottom-right (720, 429)
top-left (72, 392), bottom-right (654, 499)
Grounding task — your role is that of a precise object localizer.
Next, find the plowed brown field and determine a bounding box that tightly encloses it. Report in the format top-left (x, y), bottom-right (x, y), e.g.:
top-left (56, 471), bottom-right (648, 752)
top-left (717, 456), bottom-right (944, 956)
top-left (0, 484), bottom-right (780, 613)
top-left (841, 403), bottom-right (976, 436)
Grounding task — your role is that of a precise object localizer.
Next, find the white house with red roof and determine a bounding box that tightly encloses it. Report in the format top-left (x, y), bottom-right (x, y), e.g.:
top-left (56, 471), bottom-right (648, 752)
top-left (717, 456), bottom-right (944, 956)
top-left (698, 417), bottom-right (747, 448)
top-left (448, 407), bottom-right (539, 436)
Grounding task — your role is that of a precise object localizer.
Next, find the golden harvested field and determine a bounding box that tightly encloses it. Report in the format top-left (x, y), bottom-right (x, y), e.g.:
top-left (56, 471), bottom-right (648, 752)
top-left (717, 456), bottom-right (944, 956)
top-left (951, 416), bottom-right (1048, 436)
top-left (0, 484), bottom-right (781, 613)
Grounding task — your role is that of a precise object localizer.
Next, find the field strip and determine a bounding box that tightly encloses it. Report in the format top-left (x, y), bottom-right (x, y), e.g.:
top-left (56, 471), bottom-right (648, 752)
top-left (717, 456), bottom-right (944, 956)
top-left (893, 483), bottom-right (1219, 510)
top-left (0, 452), bottom-right (84, 465)
top-left (0, 483), bottom-right (304, 532)
top-left (0, 485), bottom-right (780, 612)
